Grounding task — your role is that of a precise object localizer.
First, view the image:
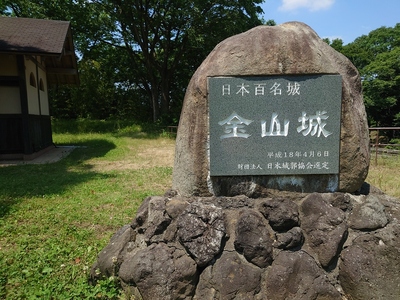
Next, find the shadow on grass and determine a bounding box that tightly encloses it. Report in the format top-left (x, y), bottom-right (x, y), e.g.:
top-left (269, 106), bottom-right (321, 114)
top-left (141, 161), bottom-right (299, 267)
top-left (0, 139), bottom-right (116, 218)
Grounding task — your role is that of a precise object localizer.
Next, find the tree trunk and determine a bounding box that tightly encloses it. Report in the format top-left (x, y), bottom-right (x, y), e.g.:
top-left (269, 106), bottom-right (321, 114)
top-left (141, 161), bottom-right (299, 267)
top-left (160, 81), bottom-right (170, 118)
top-left (151, 85), bottom-right (160, 122)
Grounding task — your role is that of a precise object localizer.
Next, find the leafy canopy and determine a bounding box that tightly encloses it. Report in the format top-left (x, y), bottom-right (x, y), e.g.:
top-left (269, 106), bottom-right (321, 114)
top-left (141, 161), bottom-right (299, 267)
top-left (327, 24), bottom-right (400, 127)
top-left (1, 0), bottom-right (266, 123)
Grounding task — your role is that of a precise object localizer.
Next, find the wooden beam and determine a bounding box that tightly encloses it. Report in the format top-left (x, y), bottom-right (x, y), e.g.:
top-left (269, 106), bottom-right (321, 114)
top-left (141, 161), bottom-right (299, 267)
top-left (17, 55), bottom-right (33, 155)
top-left (26, 55), bottom-right (46, 71)
top-left (63, 50), bottom-right (74, 56)
top-left (0, 76), bottom-right (19, 86)
top-left (46, 68), bottom-right (78, 75)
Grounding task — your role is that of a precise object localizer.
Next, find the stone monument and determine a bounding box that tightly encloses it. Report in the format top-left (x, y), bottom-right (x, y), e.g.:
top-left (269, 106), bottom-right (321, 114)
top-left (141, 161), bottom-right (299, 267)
top-left (172, 21), bottom-right (370, 197)
top-left (91, 22), bottom-right (400, 300)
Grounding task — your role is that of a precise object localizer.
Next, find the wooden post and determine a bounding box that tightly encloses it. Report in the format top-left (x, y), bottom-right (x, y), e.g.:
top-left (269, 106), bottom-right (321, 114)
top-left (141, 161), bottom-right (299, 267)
top-left (17, 55), bottom-right (33, 155)
top-left (375, 129), bottom-right (379, 166)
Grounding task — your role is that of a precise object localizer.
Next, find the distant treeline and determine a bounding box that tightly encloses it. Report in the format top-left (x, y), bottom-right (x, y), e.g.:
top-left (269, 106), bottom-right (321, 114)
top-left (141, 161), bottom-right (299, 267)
top-left (1, 2), bottom-right (399, 127)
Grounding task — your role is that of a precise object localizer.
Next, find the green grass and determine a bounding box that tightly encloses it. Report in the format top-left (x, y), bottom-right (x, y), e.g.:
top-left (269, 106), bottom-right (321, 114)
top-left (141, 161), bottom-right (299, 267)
top-left (0, 120), bottom-right (175, 299)
top-left (366, 153), bottom-right (400, 198)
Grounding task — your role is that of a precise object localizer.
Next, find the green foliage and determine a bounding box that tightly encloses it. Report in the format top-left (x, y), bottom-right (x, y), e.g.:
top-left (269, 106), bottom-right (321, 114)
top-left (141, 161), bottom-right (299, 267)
top-left (4, 1), bottom-right (400, 128)
top-left (389, 138), bottom-right (400, 148)
top-left (50, 52), bottom-right (153, 121)
top-left (104, 0), bottom-right (265, 121)
top-left (1, 0), bottom-right (266, 123)
top-left (324, 38), bottom-right (344, 52)
top-left (0, 119), bottom-right (174, 299)
top-left (51, 119), bottom-right (168, 139)
top-left (339, 24), bottom-right (400, 127)
top-left (264, 19), bottom-right (276, 26)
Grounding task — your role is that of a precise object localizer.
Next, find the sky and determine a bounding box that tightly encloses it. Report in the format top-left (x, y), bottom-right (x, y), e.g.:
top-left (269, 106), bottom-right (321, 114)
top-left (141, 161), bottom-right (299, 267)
top-left (260, 0), bottom-right (400, 44)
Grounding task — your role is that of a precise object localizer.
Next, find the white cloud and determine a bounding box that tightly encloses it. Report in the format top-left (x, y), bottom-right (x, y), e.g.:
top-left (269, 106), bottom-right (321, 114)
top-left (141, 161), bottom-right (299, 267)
top-left (278, 0), bottom-right (335, 12)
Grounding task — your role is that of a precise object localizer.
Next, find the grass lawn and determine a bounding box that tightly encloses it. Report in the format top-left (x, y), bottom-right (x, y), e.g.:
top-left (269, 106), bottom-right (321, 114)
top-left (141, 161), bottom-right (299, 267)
top-left (0, 119), bottom-right (398, 299)
top-left (0, 120), bottom-right (175, 299)
top-left (366, 153), bottom-right (400, 198)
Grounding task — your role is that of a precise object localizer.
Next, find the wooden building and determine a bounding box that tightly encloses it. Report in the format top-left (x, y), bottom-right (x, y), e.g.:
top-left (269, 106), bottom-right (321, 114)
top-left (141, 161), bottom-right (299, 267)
top-left (0, 16), bottom-right (79, 159)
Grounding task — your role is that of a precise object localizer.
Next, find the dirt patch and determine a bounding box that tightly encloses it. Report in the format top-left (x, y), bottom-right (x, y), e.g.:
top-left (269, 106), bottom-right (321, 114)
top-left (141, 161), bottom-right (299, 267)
top-left (89, 140), bottom-right (175, 172)
top-left (137, 145), bottom-right (175, 167)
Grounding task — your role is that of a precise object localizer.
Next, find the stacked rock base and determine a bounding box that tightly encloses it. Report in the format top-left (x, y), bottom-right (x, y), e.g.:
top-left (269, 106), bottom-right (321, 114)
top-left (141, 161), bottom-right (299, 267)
top-left (90, 186), bottom-right (400, 300)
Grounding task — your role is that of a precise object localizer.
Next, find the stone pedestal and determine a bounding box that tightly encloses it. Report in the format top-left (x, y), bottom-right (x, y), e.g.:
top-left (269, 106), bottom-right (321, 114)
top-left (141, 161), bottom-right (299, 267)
top-left (91, 187), bottom-right (400, 300)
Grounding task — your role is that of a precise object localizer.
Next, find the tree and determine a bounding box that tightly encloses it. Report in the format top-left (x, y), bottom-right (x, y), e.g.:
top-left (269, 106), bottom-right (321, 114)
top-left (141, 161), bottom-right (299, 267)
top-left (339, 24), bottom-right (400, 127)
top-left (50, 44), bottom-right (153, 120)
top-left (96, 0), bottom-right (264, 122)
top-left (362, 47), bottom-right (400, 127)
top-left (323, 38), bottom-right (344, 52)
top-left (1, 0), bottom-right (265, 123)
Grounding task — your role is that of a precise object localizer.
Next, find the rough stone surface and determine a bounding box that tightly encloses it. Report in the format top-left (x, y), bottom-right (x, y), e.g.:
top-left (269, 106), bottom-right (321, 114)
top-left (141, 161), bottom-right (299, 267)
top-left (234, 209), bottom-right (273, 267)
top-left (90, 224), bottom-right (135, 279)
top-left (348, 194), bottom-right (389, 230)
top-left (259, 198), bottom-right (300, 231)
top-left (172, 21), bottom-right (369, 197)
top-left (339, 192), bottom-right (400, 300)
top-left (90, 188), bottom-right (400, 300)
top-left (177, 202), bottom-right (226, 267)
top-left (300, 193), bottom-right (348, 268)
top-left (143, 196), bottom-right (172, 243)
top-left (265, 250), bottom-right (341, 300)
top-left (273, 226), bottom-right (304, 249)
top-left (118, 242), bottom-right (198, 300)
top-left (194, 251), bottom-right (262, 300)
top-left (339, 225), bottom-right (400, 300)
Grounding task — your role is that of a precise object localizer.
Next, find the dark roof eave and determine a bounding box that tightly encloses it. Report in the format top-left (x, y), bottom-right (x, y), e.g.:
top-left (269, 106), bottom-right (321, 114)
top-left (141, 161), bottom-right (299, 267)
top-left (47, 75), bottom-right (80, 86)
top-left (0, 50), bottom-right (63, 57)
top-left (0, 16), bottom-right (80, 86)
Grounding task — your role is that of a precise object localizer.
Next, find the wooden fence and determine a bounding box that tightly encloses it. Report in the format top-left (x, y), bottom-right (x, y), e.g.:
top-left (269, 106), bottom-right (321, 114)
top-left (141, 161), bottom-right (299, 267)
top-left (369, 127), bottom-right (400, 165)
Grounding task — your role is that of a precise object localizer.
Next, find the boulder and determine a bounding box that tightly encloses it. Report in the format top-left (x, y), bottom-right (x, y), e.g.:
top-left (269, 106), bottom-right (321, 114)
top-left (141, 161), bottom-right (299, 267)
top-left (176, 202), bottom-right (226, 267)
top-left (339, 224), bottom-right (400, 300)
top-left (172, 22), bottom-right (369, 197)
top-left (118, 242), bottom-right (198, 300)
top-left (90, 225), bottom-right (135, 280)
top-left (348, 194), bottom-right (388, 230)
top-left (273, 226), bottom-right (304, 249)
top-left (194, 251), bottom-right (262, 300)
top-left (265, 250), bottom-right (341, 300)
top-left (259, 198), bottom-right (300, 231)
top-left (300, 193), bottom-right (348, 268)
top-left (234, 209), bottom-right (273, 267)
top-left (143, 196), bottom-right (171, 243)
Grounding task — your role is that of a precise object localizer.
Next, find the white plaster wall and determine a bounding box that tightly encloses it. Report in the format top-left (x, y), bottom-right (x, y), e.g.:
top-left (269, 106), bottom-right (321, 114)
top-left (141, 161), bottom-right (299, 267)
top-left (25, 57), bottom-right (40, 115)
top-left (39, 67), bottom-right (49, 115)
top-left (0, 55), bottom-right (50, 115)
